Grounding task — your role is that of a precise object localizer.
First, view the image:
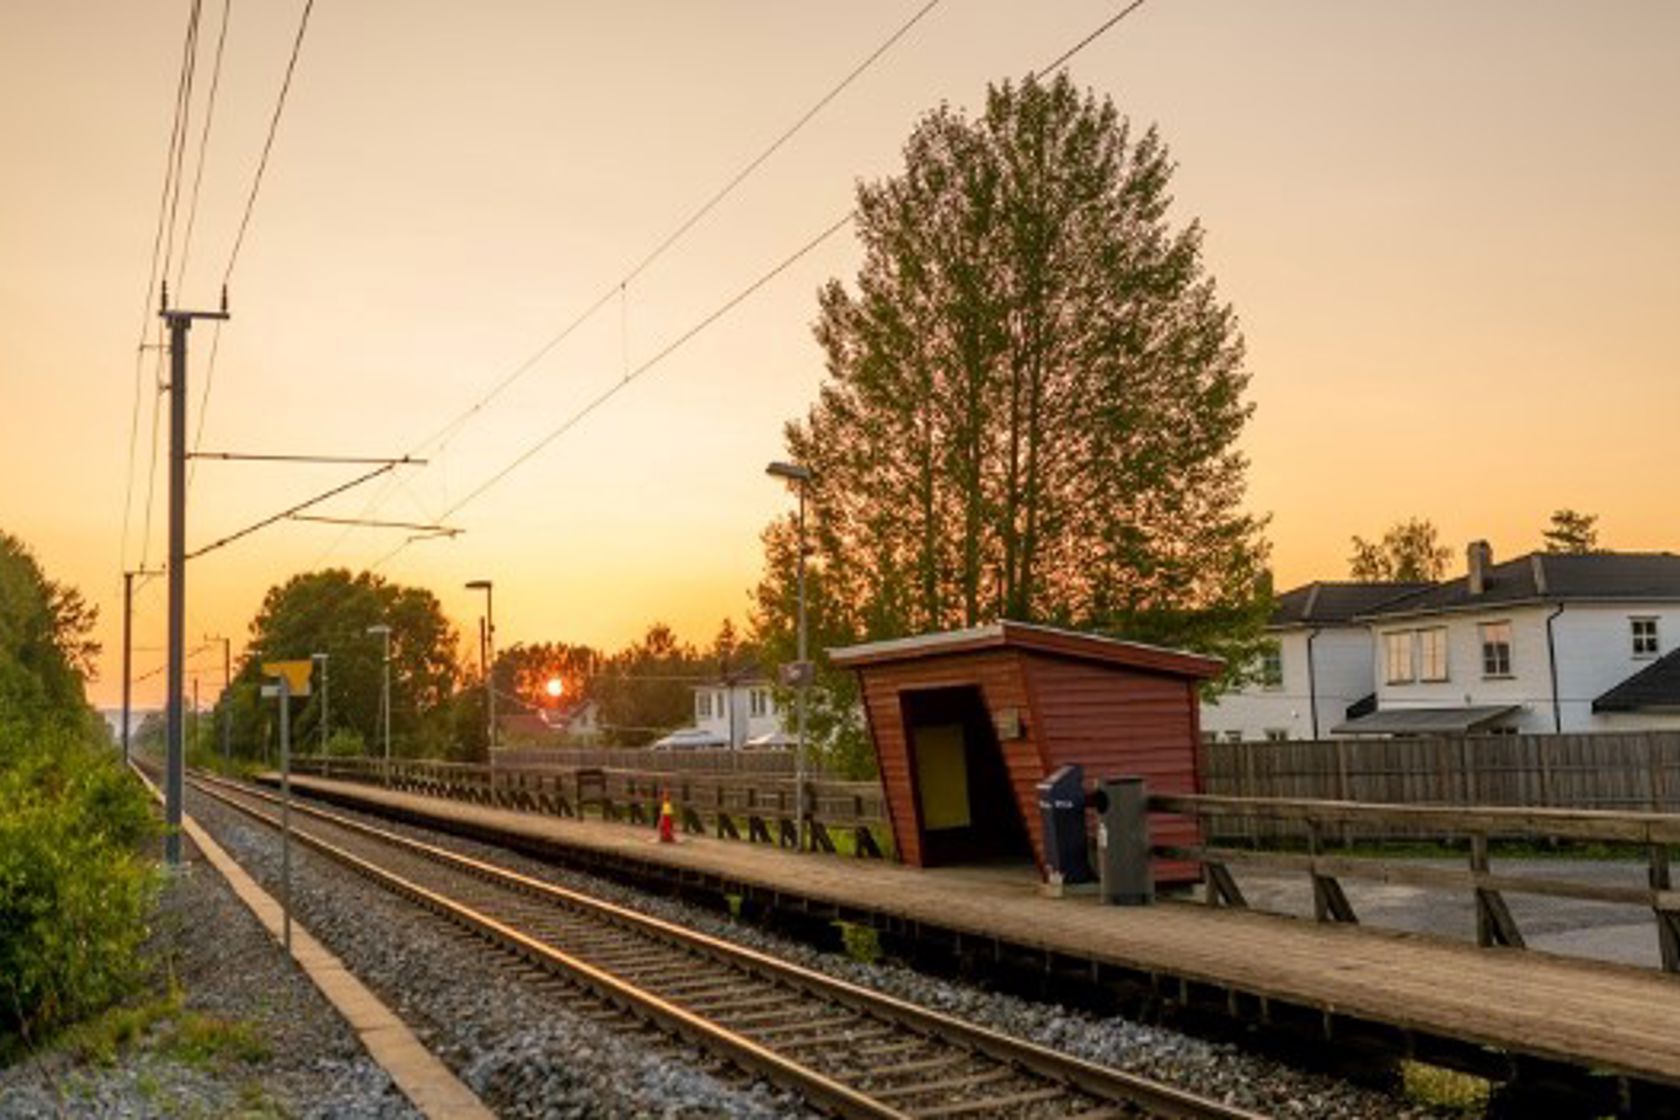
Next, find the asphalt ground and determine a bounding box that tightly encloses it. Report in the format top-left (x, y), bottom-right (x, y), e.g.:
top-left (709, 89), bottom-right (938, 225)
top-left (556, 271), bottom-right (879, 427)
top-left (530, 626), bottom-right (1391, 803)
top-left (1224, 857), bottom-right (1663, 968)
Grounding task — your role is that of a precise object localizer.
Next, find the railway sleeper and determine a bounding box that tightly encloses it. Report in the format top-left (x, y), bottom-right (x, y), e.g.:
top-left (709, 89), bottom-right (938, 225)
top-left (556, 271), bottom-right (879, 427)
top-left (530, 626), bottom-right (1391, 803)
top-left (868, 1067), bottom-right (1014, 1101)
top-left (909, 1086), bottom-right (1065, 1119)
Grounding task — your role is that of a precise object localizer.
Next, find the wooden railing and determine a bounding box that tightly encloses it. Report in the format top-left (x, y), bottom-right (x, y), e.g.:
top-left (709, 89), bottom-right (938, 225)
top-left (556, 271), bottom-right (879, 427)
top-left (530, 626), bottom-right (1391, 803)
top-left (1151, 791), bottom-right (1680, 972)
top-left (290, 756), bottom-right (889, 858)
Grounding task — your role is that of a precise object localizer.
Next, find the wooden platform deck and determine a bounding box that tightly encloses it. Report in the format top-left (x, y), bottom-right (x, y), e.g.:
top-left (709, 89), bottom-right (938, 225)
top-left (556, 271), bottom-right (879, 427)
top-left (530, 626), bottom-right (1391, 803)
top-left (278, 773), bottom-right (1680, 1089)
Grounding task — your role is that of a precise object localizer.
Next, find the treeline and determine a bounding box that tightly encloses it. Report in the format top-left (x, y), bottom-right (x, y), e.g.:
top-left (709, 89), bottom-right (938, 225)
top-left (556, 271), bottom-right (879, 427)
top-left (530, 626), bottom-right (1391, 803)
top-left (200, 568), bottom-right (761, 764)
top-left (0, 530), bottom-right (156, 1049)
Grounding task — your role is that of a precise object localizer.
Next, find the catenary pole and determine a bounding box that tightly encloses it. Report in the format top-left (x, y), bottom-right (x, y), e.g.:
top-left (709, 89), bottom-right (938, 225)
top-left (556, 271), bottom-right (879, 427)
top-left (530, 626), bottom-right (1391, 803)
top-left (122, 572), bottom-right (134, 766)
top-left (161, 288), bottom-right (228, 866)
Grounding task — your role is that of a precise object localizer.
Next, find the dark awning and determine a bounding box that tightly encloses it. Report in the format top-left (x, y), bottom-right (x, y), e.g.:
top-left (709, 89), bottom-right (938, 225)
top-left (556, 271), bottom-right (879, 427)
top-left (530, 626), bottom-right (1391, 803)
top-left (1331, 704), bottom-right (1519, 735)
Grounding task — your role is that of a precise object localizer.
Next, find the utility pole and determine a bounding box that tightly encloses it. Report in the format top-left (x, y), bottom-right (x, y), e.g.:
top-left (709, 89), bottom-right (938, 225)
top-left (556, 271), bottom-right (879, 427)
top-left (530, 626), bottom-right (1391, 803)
top-left (218, 636), bottom-right (231, 768)
top-left (121, 567), bottom-right (163, 768)
top-left (161, 284), bottom-right (229, 866)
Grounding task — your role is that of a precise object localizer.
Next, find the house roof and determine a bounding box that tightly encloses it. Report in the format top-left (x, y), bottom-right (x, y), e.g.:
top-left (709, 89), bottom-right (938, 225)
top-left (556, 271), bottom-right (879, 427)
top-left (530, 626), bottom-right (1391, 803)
top-left (1332, 704), bottom-right (1520, 735)
top-left (828, 620), bottom-right (1222, 679)
top-left (1270, 581), bottom-right (1436, 628)
top-left (1593, 649), bottom-right (1680, 713)
top-left (1357, 552), bottom-right (1680, 621)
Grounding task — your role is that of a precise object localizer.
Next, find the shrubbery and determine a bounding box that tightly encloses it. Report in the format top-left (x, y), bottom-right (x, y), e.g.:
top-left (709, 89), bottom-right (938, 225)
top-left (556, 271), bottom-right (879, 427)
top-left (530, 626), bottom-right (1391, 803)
top-left (0, 531), bottom-right (159, 1051)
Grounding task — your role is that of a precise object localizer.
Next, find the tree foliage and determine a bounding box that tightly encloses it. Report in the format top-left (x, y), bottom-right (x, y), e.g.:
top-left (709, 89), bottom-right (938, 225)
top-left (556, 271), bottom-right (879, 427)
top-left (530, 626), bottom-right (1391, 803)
top-left (752, 76), bottom-right (1270, 772)
top-left (1348, 518), bottom-right (1452, 582)
top-left (1543, 509), bottom-right (1599, 554)
top-left (592, 623), bottom-right (705, 746)
top-left (222, 569), bottom-right (461, 762)
top-left (493, 641), bottom-right (599, 715)
top-left (0, 530), bottom-right (155, 1046)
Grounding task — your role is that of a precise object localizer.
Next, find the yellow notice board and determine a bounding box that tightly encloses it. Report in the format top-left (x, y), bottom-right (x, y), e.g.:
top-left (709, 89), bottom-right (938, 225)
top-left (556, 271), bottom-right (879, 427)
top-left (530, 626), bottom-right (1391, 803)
top-left (913, 723), bottom-right (971, 831)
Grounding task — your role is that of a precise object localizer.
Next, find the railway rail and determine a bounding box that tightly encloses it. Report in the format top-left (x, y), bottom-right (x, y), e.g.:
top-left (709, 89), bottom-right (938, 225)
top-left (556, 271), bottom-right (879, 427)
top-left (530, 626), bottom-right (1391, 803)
top-left (186, 770), bottom-right (1267, 1120)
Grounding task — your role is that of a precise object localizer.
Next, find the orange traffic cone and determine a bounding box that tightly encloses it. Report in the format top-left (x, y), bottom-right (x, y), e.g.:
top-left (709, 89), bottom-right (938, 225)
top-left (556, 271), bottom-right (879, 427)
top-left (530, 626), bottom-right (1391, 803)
top-left (657, 789), bottom-right (676, 844)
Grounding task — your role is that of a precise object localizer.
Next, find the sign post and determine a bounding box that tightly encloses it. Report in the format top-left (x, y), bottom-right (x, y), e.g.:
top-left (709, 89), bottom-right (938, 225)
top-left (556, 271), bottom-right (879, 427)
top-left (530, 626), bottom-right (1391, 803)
top-left (263, 660), bottom-right (312, 953)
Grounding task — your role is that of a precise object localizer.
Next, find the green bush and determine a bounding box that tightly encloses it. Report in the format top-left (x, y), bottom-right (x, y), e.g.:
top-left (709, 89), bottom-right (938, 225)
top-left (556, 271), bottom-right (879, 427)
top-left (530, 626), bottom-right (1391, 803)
top-left (0, 725), bottom-right (159, 1049)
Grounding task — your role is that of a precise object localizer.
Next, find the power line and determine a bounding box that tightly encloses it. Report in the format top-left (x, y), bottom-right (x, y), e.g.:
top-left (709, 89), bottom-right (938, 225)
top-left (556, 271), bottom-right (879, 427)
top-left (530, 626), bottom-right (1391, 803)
top-left (395, 0), bottom-right (945, 464)
top-left (373, 1), bottom-right (1154, 558)
top-left (187, 460), bottom-right (405, 561)
top-left (123, 0), bottom-right (208, 573)
top-left (175, 0), bottom-right (233, 293)
top-left (221, 0), bottom-right (316, 287)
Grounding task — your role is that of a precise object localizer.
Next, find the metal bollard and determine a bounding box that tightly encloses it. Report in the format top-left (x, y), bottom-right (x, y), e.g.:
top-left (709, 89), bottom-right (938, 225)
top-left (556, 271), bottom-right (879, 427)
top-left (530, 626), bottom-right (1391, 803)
top-left (1092, 776), bottom-right (1152, 906)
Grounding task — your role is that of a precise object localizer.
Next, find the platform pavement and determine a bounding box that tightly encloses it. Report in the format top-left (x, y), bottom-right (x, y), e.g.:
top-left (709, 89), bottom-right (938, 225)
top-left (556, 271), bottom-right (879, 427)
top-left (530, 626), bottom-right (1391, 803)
top-left (275, 772), bottom-right (1680, 1088)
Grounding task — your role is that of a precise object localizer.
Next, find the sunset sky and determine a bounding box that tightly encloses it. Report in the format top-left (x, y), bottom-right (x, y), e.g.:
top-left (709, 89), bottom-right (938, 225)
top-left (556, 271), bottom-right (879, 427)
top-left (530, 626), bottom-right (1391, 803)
top-left (3, 2), bottom-right (1676, 710)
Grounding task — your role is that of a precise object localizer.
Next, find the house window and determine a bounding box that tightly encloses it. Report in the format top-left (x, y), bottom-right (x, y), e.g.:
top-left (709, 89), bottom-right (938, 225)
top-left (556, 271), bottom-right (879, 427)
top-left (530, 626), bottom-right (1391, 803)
top-left (749, 688), bottom-right (771, 717)
top-left (1260, 645), bottom-right (1283, 690)
top-left (1384, 631), bottom-right (1415, 684)
top-left (696, 692), bottom-right (712, 719)
top-left (1264, 728), bottom-right (1288, 742)
top-left (1632, 618), bottom-right (1660, 658)
top-left (1480, 622), bottom-right (1513, 677)
top-left (1419, 628), bottom-right (1449, 682)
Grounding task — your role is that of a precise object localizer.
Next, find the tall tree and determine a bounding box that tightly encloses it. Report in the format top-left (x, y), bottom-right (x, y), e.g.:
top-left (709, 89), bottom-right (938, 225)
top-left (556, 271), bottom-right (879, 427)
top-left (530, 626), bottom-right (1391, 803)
top-left (753, 74), bottom-right (1270, 774)
top-left (1348, 518), bottom-right (1452, 582)
top-left (223, 569), bottom-right (461, 760)
top-left (1543, 509), bottom-right (1599, 554)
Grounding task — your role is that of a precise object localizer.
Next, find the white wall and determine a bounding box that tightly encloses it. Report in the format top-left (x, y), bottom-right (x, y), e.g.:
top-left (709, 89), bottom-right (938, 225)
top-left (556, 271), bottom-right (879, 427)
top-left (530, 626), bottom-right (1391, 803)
top-left (1373, 602), bottom-right (1680, 732)
top-left (1199, 626), bottom-right (1377, 741)
top-left (694, 683), bottom-right (785, 746)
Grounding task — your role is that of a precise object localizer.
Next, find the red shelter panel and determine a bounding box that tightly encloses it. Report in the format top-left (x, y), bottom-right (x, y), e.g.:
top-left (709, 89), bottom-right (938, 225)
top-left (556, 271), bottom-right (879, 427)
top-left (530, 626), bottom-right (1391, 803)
top-left (833, 621), bottom-right (1220, 885)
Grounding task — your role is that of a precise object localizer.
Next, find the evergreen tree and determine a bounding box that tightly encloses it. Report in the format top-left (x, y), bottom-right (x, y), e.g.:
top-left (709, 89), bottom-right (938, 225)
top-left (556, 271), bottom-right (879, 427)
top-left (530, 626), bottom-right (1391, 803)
top-left (1543, 509), bottom-right (1599, 554)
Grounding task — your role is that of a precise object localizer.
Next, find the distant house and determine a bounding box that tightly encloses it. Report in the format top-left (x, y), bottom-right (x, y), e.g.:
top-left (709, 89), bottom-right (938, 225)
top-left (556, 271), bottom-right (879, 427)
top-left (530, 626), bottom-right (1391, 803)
top-left (690, 665), bottom-right (790, 749)
top-left (496, 698), bottom-right (602, 746)
top-left (1339, 545), bottom-right (1680, 735)
top-left (1199, 580), bottom-right (1432, 742)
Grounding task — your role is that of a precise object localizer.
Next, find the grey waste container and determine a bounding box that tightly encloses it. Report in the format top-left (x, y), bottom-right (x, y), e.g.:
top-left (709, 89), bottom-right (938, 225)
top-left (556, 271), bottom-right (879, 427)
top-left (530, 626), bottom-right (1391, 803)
top-left (1092, 776), bottom-right (1152, 906)
top-left (1036, 765), bottom-right (1093, 884)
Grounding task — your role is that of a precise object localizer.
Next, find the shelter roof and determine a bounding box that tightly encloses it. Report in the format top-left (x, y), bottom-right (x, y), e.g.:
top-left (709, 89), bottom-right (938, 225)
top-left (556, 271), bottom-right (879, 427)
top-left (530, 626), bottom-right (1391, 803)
top-left (827, 620), bottom-right (1222, 679)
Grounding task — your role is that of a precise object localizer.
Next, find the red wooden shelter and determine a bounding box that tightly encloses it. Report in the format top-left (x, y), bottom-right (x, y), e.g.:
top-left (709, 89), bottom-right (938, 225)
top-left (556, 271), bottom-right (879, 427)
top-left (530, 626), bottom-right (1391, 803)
top-left (829, 621), bottom-right (1220, 885)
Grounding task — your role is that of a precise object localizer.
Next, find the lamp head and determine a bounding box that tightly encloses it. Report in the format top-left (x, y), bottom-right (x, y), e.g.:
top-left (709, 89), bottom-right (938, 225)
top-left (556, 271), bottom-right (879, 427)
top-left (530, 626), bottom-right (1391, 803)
top-left (465, 579), bottom-right (492, 590)
top-left (765, 460), bottom-right (812, 484)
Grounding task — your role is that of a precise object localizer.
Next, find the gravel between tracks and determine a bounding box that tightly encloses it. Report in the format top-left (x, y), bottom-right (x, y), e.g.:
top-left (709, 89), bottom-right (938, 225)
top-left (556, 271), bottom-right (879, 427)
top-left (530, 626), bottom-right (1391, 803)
top-left (0, 831), bottom-right (413, 1120)
top-left (186, 786), bottom-right (804, 1119)
top-left (288, 789), bottom-right (1461, 1120)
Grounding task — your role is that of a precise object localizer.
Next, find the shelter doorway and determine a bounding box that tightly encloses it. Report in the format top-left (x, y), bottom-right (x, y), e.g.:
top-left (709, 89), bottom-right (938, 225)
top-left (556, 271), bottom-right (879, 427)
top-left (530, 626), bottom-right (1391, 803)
top-left (900, 686), bottom-right (1031, 867)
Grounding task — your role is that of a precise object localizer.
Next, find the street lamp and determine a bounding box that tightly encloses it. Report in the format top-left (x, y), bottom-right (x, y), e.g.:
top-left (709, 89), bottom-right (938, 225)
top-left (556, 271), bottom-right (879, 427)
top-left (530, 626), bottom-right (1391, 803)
top-left (366, 625), bottom-right (392, 779)
top-left (465, 580), bottom-right (496, 752)
top-left (765, 460), bottom-right (814, 852)
top-left (311, 652), bottom-right (329, 754)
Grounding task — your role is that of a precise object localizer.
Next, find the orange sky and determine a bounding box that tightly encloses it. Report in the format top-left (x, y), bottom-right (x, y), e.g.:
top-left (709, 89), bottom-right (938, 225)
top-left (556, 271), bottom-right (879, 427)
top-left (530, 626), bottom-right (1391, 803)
top-left (2, 2), bottom-right (1677, 710)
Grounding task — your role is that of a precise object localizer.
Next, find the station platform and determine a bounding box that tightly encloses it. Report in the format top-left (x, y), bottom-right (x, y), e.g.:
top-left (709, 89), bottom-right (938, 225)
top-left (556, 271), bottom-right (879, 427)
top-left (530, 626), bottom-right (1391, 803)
top-left (272, 773), bottom-right (1680, 1096)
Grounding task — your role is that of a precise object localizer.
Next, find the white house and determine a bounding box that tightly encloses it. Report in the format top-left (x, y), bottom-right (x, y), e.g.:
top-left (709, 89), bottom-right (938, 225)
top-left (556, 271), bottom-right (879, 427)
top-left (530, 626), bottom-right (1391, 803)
top-left (1199, 581), bottom-right (1432, 742)
top-left (685, 665), bottom-right (790, 749)
top-left (1336, 544), bottom-right (1680, 735)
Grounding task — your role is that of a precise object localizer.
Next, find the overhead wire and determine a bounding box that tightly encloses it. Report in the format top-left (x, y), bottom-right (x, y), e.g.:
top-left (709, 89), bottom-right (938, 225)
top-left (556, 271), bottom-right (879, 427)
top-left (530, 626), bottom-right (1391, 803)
top-left (123, 0), bottom-right (206, 574)
top-left (312, 1), bottom-right (945, 569)
top-left (368, 0), bottom-right (1153, 565)
top-left (191, 0), bottom-right (315, 506)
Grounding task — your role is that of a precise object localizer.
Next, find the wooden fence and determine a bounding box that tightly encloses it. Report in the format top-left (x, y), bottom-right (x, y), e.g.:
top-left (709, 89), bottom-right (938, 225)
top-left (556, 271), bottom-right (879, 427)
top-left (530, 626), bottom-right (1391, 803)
top-left (491, 746), bottom-right (804, 775)
top-left (1199, 733), bottom-right (1680, 838)
top-left (1153, 791), bottom-right (1680, 972)
top-left (294, 756), bottom-right (888, 857)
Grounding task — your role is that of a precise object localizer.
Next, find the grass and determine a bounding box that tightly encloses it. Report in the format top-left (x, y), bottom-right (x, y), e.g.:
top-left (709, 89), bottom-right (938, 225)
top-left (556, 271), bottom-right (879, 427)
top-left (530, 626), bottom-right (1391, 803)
top-left (1402, 1061), bottom-right (1492, 1113)
top-left (38, 984), bottom-right (268, 1073)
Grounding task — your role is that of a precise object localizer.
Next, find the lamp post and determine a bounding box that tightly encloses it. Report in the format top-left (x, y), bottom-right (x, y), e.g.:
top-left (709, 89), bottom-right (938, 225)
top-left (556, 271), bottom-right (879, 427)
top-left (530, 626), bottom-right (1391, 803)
top-left (465, 580), bottom-right (496, 753)
top-left (312, 652), bottom-right (329, 754)
top-left (765, 460), bottom-right (813, 852)
top-left (367, 624), bottom-right (392, 779)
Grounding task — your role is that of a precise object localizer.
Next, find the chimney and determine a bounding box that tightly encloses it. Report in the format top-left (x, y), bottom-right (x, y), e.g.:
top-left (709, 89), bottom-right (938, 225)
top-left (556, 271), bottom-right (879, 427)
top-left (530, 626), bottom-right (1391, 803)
top-left (1467, 540), bottom-right (1493, 596)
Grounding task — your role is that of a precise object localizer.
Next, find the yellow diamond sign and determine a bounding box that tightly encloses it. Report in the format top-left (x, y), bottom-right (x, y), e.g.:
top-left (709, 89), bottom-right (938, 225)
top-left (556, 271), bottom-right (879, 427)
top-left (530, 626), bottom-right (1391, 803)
top-left (262, 659), bottom-right (314, 697)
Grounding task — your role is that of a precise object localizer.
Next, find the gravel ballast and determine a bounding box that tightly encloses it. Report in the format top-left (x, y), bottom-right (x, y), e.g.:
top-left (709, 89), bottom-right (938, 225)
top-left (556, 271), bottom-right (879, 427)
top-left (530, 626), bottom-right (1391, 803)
top-left (186, 787), bottom-right (803, 1119)
top-left (0, 832), bottom-right (414, 1120)
top-left (260, 786), bottom-right (1461, 1119)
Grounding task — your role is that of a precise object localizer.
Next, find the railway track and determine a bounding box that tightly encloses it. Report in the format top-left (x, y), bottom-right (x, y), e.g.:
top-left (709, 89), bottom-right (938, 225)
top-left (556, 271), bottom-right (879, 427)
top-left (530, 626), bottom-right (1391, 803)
top-left (187, 770), bottom-right (1268, 1120)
